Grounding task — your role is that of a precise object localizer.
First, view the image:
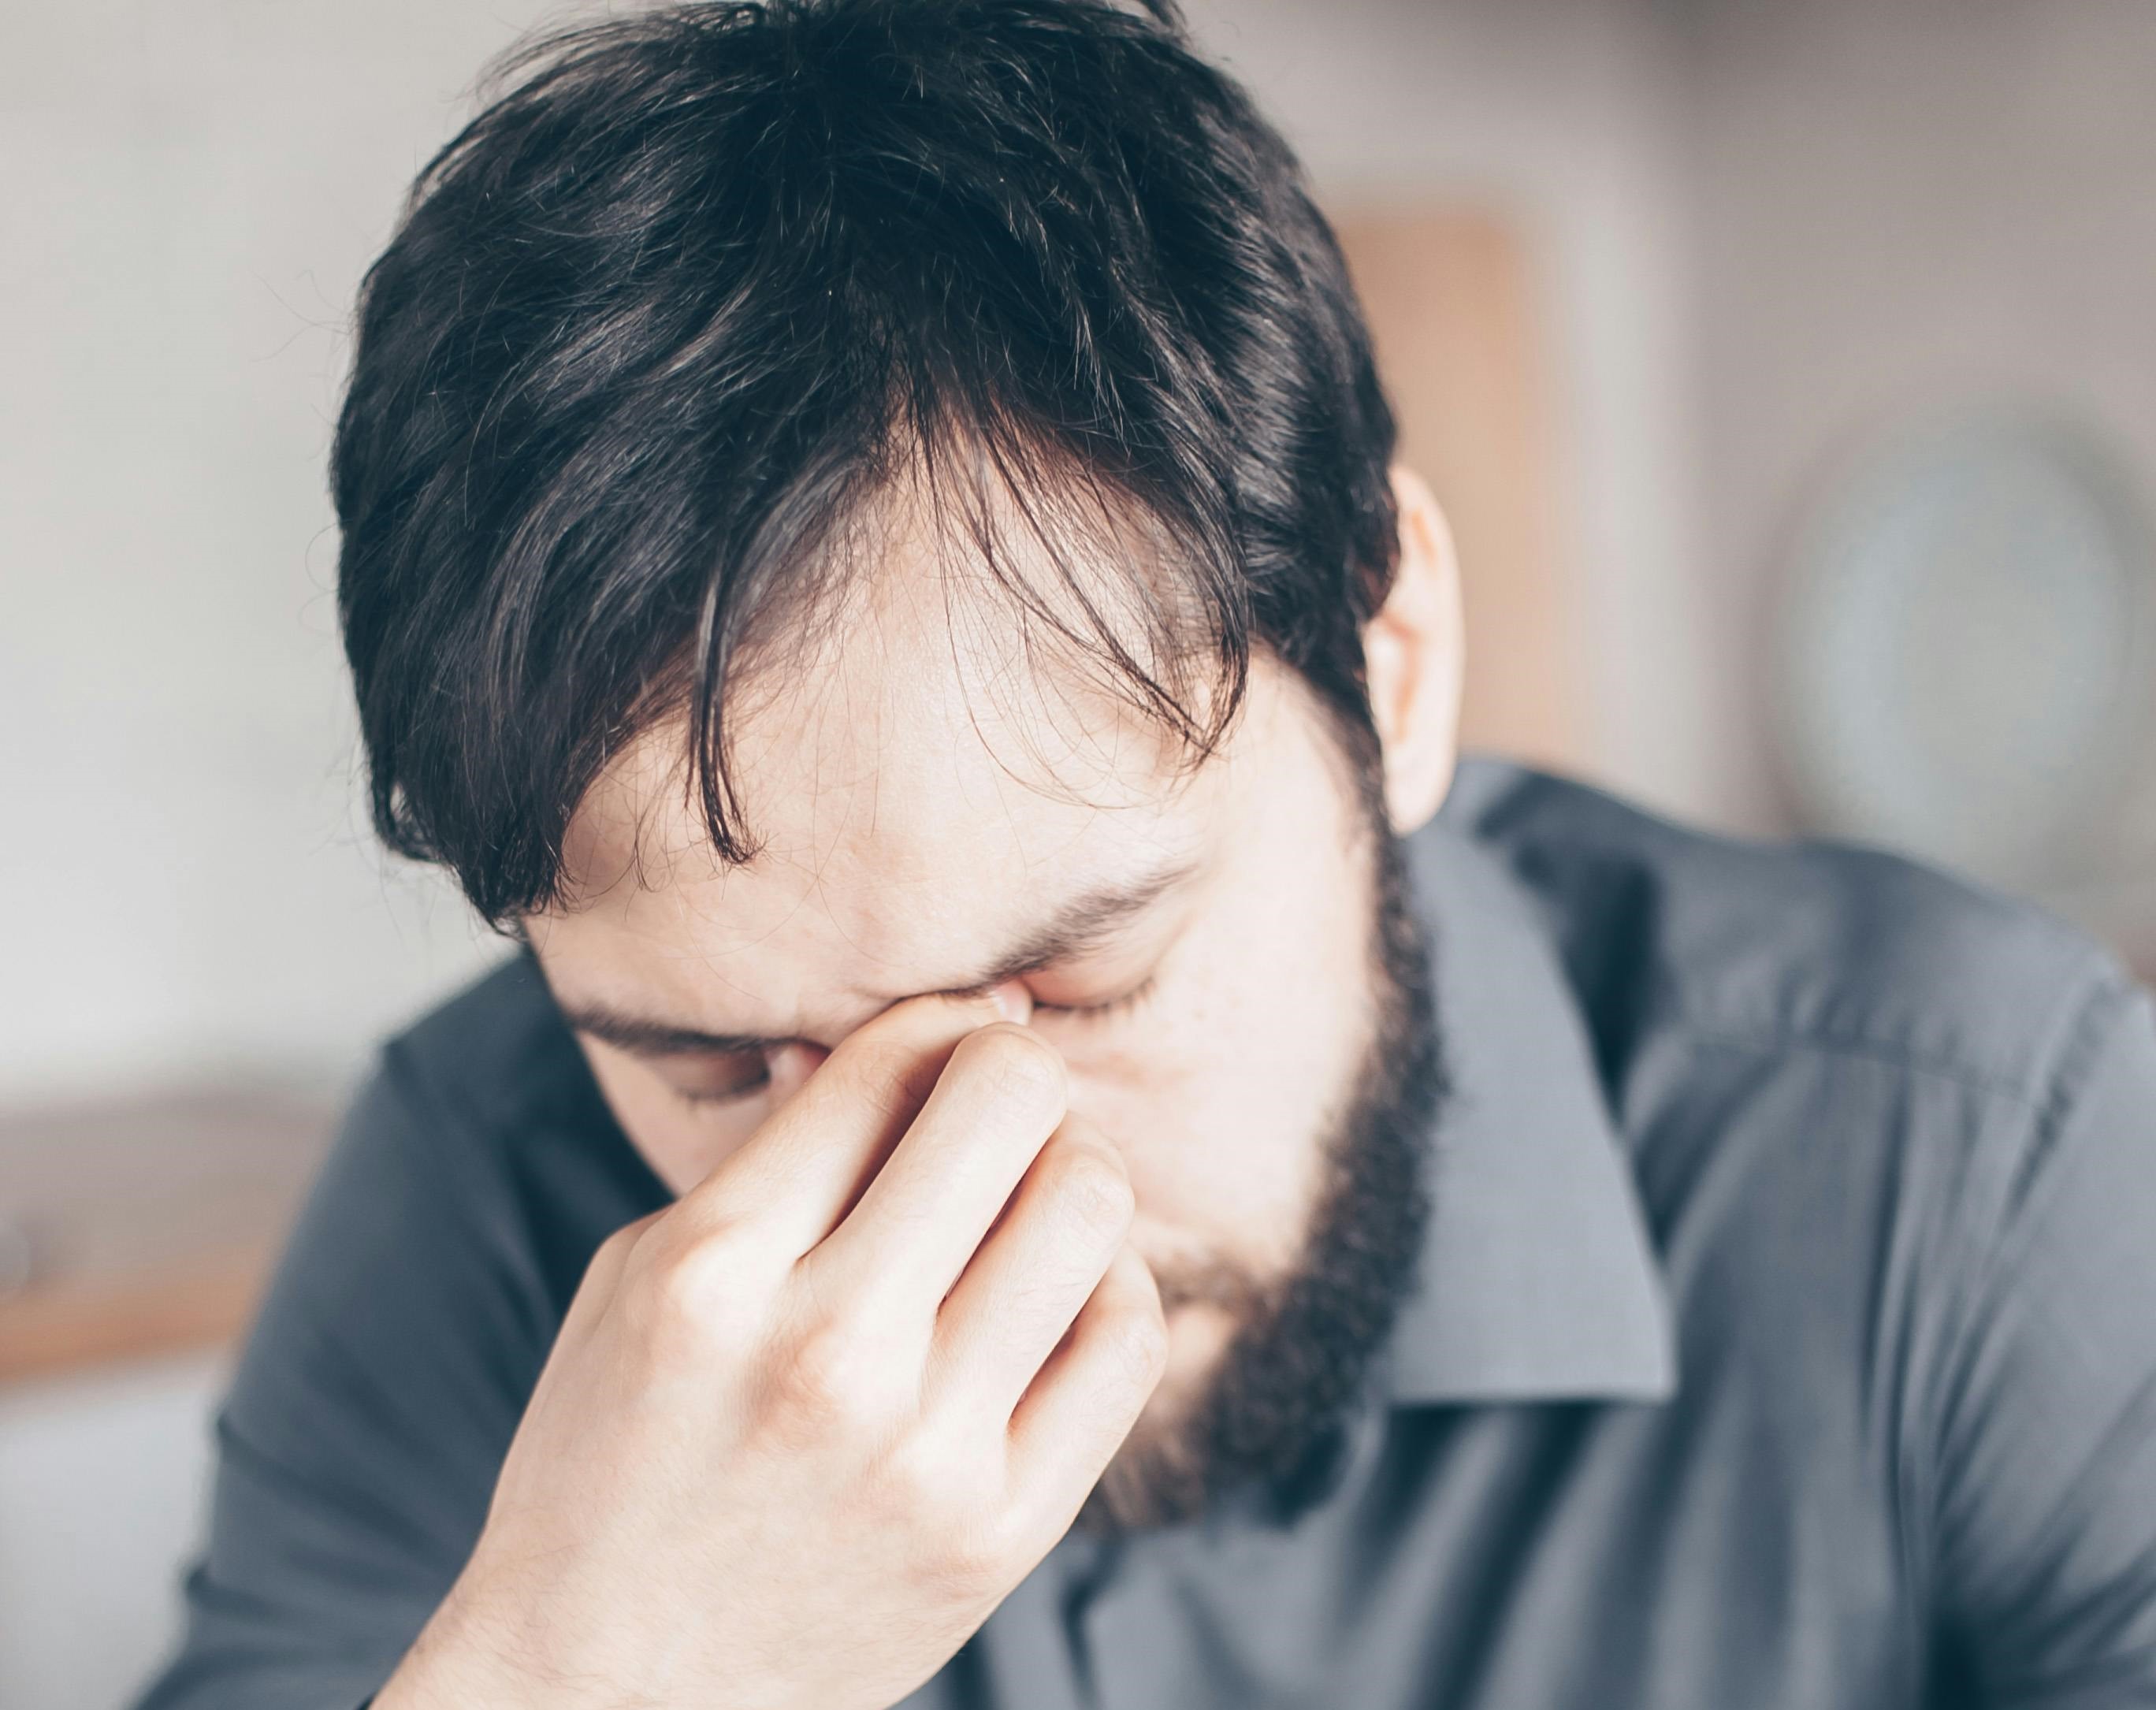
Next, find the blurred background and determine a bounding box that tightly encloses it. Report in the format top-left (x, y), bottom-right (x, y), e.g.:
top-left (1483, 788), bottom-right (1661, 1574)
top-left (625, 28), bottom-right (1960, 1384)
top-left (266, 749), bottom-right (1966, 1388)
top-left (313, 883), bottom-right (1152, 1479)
top-left (6, 1), bottom-right (2156, 1703)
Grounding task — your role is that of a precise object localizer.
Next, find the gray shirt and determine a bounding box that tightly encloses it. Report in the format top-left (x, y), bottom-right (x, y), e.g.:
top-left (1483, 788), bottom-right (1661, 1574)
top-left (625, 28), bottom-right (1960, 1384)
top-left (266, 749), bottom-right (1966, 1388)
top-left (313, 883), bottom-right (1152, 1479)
top-left (135, 760), bottom-right (2156, 1709)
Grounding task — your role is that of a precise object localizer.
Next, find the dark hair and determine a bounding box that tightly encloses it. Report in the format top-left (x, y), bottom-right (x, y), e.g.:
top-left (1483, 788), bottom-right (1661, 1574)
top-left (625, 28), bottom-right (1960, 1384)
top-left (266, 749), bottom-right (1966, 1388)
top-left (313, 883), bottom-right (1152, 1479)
top-left (333, 0), bottom-right (1399, 926)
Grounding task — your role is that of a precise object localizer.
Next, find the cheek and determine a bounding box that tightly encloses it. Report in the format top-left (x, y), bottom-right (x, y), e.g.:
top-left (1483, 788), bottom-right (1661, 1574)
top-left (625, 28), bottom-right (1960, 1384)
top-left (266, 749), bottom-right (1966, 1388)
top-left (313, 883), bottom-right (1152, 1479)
top-left (1060, 872), bottom-right (1374, 1269)
top-left (581, 1043), bottom-right (765, 1198)
top-left (1061, 986), bottom-right (1351, 1273)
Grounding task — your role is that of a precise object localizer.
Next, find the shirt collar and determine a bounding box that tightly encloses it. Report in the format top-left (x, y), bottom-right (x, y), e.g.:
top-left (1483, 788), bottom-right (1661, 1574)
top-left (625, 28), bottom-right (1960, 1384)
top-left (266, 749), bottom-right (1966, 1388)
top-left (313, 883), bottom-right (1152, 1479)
top-left (1375, 769), bottom-right (1677, 1407)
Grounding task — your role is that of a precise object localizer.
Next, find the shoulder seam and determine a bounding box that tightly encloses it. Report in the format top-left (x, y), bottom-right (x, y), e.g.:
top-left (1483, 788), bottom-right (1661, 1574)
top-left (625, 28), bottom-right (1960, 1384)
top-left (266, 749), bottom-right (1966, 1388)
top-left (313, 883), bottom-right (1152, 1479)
top-left (1650, 975), bottom-right (2130, 1108)
top-left (2001, 975), bottom-right (2143, 1240)
top-left (1670, 1024), bottom-right (2030, 1107)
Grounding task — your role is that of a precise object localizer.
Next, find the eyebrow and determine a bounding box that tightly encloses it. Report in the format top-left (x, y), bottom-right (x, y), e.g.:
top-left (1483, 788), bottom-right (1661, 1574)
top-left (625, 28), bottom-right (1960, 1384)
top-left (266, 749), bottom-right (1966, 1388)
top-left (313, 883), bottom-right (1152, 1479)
top-left (556, 853), bottom-right (1201, 1060)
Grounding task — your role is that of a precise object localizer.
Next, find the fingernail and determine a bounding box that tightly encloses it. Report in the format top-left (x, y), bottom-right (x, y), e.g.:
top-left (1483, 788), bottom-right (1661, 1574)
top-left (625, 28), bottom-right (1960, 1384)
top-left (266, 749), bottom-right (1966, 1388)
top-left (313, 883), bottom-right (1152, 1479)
top-left (989, 980), bottom-right (1032, 1023)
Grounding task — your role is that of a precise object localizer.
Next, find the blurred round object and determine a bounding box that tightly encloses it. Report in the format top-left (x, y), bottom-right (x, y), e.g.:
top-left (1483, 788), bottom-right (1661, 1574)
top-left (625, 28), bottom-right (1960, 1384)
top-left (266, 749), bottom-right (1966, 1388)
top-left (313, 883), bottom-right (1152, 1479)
top-left (1774, 411), bottom-right (2156, 891)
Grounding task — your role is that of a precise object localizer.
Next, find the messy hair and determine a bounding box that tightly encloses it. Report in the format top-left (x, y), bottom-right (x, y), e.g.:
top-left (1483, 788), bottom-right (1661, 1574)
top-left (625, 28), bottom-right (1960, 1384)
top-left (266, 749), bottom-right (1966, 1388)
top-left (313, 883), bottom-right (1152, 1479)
top-left (333, 0), bottom-right (1399, 925)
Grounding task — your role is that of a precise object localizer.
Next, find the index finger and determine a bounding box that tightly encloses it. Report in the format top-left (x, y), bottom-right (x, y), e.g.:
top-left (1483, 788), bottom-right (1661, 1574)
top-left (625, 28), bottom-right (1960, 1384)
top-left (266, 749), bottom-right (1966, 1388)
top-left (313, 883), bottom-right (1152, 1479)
top-left (671, 985), bottom-right (1030, 1260)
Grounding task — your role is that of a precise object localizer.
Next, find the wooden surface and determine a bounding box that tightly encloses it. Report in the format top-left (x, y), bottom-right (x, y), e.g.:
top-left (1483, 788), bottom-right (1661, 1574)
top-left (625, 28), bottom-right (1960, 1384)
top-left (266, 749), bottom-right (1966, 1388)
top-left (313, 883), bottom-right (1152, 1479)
top-left (1331, 208), bottom-right (1588, 776)
top-left (0, 1088), bottom-right (333, 1385)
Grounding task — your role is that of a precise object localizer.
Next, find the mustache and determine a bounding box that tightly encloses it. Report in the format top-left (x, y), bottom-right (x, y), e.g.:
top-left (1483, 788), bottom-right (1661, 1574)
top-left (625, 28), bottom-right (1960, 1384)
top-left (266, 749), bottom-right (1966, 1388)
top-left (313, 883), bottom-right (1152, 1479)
top-left (1149, 1255), bottom-right (1273, 1318)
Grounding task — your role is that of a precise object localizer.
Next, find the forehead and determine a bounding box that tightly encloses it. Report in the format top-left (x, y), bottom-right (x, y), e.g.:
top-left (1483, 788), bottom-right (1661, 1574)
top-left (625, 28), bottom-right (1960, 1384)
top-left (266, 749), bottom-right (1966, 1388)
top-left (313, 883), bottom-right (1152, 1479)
top-left (536, 495), bottom-right (1255, 1027)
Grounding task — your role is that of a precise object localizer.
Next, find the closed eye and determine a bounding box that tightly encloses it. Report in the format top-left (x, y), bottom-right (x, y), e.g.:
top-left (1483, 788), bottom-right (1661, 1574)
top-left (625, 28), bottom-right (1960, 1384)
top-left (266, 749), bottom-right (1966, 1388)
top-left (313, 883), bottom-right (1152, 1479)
top-left (665, 973), bottom-right (1161, 1106)
top-left (667, 1054), bottom-right (773, 1107)
top-left (1031, 974), bottom-right (1158, 1023)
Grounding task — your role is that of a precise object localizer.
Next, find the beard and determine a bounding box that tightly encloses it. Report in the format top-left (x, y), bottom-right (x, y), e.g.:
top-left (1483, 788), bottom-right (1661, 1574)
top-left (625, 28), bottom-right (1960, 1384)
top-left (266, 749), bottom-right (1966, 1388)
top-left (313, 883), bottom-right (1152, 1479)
top-left (1076, 806), bottom-right (1445, 1535)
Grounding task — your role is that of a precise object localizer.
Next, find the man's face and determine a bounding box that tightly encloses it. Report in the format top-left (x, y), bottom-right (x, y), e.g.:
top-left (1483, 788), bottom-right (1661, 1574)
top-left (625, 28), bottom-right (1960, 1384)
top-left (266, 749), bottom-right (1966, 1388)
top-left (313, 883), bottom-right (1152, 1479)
top-left (525, 504), bottom-right (1429, 1522)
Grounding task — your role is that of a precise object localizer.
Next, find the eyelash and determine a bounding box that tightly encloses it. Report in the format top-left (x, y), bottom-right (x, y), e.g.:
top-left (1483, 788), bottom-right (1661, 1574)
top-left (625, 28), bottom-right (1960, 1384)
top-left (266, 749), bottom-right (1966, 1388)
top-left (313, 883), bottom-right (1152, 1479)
top-left (673, 1065), bottom-right (772, 1110)
top-left (671, 975), bottom-right (1159, 1110)
top-left (1034, 973), bottom-right (1158, 1023)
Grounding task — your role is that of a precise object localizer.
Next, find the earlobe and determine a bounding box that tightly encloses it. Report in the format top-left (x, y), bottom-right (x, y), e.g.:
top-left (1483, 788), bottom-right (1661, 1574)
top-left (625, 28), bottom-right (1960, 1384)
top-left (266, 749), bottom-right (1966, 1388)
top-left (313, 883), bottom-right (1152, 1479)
top-left (1366, 466), bottom-right (1464, 836)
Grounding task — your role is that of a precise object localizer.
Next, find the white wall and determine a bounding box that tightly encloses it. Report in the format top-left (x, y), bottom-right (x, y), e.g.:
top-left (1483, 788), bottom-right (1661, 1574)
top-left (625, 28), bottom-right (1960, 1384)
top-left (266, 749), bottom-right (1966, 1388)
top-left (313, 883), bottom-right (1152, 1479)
top-left (0, 1353), bottom-right (229, 1710)
top-left (0, 1), bottom-right (561, 1107)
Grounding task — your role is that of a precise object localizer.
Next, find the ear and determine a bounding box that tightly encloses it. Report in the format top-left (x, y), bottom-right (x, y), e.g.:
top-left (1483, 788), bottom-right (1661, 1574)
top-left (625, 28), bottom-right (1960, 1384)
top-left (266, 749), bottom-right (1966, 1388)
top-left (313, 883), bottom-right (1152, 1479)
top-left (1365, 465), bottom-right (1464, 835)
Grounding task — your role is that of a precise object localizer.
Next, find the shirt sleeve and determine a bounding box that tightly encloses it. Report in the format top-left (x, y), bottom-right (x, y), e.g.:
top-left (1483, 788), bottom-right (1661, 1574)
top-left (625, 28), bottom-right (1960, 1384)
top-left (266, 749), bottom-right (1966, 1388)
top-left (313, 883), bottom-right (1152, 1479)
top-left (1932, 980), bottom-right (2156, 1706)
top-left (129, 1043), bottom-right (550, 1710)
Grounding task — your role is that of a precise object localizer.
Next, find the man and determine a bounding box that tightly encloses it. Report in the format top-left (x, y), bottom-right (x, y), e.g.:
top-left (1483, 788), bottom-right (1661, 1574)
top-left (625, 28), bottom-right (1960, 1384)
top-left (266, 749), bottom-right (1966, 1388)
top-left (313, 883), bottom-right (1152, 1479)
top-left (139, 2), bottom-right (2156, 1706)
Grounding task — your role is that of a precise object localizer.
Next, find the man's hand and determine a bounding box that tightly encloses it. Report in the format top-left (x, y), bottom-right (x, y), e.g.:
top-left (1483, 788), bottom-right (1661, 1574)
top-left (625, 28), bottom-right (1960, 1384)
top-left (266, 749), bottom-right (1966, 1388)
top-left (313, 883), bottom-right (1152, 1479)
top-left (375, 991), bottom-right (1167, 1710)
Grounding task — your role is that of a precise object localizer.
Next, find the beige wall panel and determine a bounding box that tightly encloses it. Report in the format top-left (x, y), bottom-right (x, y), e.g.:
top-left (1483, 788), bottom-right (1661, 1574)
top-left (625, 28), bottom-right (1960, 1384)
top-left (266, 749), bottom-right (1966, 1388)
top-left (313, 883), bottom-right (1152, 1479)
top-left (1333, 210), bottom-right (1585, 775)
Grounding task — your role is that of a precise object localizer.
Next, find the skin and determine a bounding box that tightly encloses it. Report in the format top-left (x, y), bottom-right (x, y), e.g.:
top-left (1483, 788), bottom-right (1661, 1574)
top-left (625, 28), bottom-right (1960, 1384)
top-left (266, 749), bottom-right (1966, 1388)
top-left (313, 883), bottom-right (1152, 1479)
top-left (375, 468), bottom-right (1462, 1710)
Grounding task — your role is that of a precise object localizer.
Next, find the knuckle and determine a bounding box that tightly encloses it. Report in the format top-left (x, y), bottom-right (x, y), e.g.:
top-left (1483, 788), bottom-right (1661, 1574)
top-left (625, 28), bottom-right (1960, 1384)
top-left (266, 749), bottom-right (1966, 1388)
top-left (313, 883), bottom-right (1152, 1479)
top-left (911, 1481), bottom-right (1023, 1591)
top-left (585, 1221), bottom-right (645, 1285)
top-left (879, 1429), bottom-right (963, 1512)
top-left (1052, 1144), bottom-right (1136, 1236)
top-left (961, 1025), bottom-right (1067, 1117)
top-left (772, 1321), bottom-right (890, 1429)
top-left (640, 1241), bottom-right (723, 1322)
top-left (838, 1039), bottom-right (931, 1125)
top-left (933, 1512), bottom-right (1024, 1593)
top-left (623, 1225), bottom-right (756, 1349)
top-left (1106, 1292), bottom-right (1170, 1387)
